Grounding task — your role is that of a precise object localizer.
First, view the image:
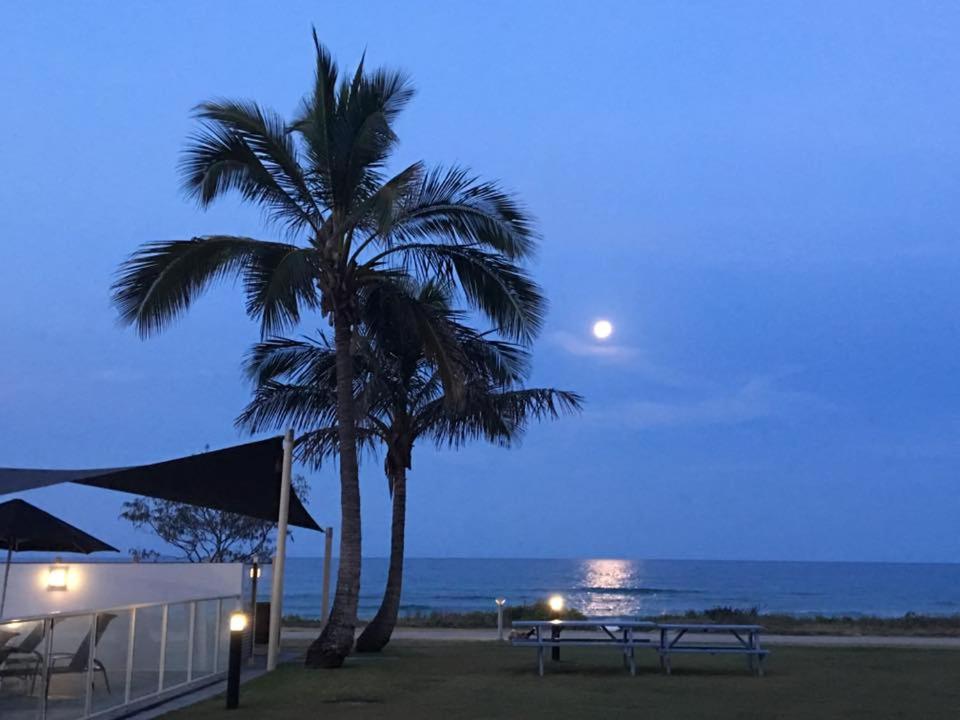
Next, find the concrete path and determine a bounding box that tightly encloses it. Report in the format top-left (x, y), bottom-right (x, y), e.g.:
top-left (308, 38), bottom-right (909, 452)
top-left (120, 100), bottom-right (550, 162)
top-left (282, 626), bottom-right (960, 648)
top-left (123, 650), bottom-right (300, 720)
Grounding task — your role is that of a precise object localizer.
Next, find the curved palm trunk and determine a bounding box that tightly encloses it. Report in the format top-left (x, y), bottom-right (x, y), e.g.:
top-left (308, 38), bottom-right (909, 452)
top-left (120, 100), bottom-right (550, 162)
top-left (355, 466), bottom-right (406, 652)
top-left (305, 312), bottom-right (362, 668)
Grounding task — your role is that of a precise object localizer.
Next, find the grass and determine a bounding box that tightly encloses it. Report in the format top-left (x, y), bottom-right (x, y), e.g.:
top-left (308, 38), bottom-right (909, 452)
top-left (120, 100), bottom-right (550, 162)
top-left (283, 605), bottom-right (960, 636)
top-left (168, 641), bottom-right (960, 719)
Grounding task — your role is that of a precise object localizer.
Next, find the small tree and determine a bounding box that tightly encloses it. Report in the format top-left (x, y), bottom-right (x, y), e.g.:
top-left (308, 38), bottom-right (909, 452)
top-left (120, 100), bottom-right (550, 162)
top-left (120, 475), bottom-right (309, 562)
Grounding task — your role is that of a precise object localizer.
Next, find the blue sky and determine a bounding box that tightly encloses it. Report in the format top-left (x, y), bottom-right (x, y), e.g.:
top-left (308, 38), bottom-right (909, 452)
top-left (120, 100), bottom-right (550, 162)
top-left (1, 1), bottom-right (958, 562)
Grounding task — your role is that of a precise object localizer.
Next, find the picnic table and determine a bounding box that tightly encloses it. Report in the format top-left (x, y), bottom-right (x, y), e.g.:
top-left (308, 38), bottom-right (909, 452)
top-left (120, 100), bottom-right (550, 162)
top-left (511, 619), bottom-right (769, 677)
top-left (656, 623), bottom-right (768, 676)
top-left (511, 618), bottom-right (656, 676)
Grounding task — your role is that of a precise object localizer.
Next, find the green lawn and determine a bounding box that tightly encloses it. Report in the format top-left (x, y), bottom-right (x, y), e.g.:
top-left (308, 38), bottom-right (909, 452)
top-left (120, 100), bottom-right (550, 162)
top-left (169, 641), bottom-right (960, 719)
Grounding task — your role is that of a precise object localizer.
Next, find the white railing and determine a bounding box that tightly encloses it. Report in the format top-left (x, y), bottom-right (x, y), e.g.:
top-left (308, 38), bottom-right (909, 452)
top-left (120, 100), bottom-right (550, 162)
top-left (0, 594), bottom-right (241, 720)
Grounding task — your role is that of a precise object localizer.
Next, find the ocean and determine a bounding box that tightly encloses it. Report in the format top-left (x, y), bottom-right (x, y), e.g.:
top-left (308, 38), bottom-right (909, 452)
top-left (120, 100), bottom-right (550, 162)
top-left (265, 557), bottom-right (960, 620)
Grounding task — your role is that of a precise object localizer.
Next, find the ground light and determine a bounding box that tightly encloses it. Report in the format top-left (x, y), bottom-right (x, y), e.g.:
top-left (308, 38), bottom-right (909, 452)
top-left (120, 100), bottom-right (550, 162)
top-left (227, 612), bottom-right (248, 709)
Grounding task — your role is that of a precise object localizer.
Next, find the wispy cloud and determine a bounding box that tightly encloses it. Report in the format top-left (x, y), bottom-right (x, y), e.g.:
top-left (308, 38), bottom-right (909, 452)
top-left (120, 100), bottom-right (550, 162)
top-left (588, 373), bottom-right (836, 429)
top-left (548, 330), bottom-right (639, 361)
top-left (549, 328), bottom-right (835, 429)
top-left (547, 331), bottom-right (703, 389)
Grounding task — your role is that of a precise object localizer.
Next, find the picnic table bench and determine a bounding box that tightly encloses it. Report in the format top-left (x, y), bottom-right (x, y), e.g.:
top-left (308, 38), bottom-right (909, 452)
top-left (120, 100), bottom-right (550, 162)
top-left (511, 619), bottom-right (769, 677)
top-left (511, 618), bottom-right (656, 676)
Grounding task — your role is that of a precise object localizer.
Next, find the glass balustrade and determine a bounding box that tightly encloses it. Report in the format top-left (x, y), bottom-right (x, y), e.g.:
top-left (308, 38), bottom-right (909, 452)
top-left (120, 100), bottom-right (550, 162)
top-left (0, 594), bottom-right (237, 720)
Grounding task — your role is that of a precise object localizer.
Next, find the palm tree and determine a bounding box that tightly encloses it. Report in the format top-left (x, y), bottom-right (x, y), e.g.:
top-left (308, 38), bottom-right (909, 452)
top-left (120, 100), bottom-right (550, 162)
top-left (111, 32), bottom-right (544, 667)
top-left (236, 282), bottom-right (582, 652)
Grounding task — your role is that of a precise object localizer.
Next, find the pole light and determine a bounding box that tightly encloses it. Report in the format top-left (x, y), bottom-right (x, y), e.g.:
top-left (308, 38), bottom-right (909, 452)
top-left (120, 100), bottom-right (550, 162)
top-left (495, 598), bottom-right (507, 641)
top-left (227, 612), bottom-right (247, 709)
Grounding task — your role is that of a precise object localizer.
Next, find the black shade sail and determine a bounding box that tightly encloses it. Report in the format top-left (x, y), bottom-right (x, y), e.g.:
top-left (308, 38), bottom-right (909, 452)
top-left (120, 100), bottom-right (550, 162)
top-left (0, 499), bottom-right (119, 553)
top-left (0, 437), bottom-right (320, 531)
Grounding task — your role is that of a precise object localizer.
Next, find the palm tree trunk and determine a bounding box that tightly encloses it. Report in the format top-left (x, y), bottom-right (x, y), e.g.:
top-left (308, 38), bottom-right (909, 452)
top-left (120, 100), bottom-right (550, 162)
top-left (305, 311), bottom-right (362, 668)
top-left (355, 466), bottom-right (406, 652)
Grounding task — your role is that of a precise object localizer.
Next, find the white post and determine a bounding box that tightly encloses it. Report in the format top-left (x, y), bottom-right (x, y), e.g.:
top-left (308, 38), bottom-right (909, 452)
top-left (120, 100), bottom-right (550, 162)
top-left (496, 598), bottom-right (507, 642)
top-left (0, 547), bottom-right (12, 618)
top-left (267, 429), bottom-right (294, 671)
top-left (321, 526), bottom-right (333, 623)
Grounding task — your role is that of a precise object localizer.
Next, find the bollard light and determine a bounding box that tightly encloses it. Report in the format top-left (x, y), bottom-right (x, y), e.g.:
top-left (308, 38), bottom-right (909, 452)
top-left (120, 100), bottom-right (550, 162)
top-left (226, 612), bottom-right (247, 709)
top-left (230, 612), bottom-right (248, 633)
top-left (547, 595), bottom-right (564, 662)
top-left (495, 597), bottom-right (507, 641)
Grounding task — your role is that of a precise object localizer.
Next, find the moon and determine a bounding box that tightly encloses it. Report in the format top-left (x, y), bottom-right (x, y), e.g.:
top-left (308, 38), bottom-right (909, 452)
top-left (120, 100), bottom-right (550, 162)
top-left (592, 319), bottom-right (613, 340)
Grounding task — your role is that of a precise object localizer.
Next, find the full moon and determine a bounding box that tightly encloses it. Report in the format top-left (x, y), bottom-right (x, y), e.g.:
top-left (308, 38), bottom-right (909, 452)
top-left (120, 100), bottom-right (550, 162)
top-left (592, 319), bottom-right (613, 340)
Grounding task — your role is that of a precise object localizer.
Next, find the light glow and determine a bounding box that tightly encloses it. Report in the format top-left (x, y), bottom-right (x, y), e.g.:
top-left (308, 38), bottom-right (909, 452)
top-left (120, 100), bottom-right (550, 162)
top-left (592, 320), bottom-right (613, 340)
top-left (47, 565), bottom-right (68, 591)
top-left (495, 597), bottom-right (507, 607)
top-left (230, 612), bottom-right (248, 633)
top-left (548, 595), bottom-right (564, 613)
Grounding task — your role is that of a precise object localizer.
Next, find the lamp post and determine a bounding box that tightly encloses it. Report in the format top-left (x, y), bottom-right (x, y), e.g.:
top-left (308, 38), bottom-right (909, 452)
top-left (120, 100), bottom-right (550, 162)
top-left (495, 598), bottom-right (507, 641)
top-left (227, 612), bottom-right (247, 709)
top-left (548, 595), bottom-right (564, 661)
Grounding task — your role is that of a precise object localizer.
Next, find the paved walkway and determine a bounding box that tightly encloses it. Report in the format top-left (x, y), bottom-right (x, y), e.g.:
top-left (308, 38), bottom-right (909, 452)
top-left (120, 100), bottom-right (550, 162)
top-left (282, 626), bottom-right (960, 648)
top-left (124, 650), bottom-right (299, 720)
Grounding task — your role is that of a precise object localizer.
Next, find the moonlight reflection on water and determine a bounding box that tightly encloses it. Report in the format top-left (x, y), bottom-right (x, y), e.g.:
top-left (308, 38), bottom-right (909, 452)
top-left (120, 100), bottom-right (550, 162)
top-left (577, 559), bottom-right (651, 616)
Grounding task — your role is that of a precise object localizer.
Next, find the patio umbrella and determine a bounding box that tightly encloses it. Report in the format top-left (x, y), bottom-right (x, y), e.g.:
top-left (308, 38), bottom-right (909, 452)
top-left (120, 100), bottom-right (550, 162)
top-left (0, 499), bottom-right (119, 617)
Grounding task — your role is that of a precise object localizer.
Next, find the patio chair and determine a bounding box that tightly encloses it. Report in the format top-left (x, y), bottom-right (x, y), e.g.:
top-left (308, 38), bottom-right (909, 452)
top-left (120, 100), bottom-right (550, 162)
top-left (46, 614), bottom-right (116, 695)
top-left (0, 622), bottom-right (46, 692)
top-left (0, 629), bottom-right (16, 649)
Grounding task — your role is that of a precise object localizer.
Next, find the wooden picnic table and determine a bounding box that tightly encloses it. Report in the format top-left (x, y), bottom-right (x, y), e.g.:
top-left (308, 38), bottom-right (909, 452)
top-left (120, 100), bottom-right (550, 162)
top-left (511, 619), bottom-right (770, 677)
top-left (511, 618), bottom-right (656, 676)
top-left (656, 623), bottom-right (768, 676)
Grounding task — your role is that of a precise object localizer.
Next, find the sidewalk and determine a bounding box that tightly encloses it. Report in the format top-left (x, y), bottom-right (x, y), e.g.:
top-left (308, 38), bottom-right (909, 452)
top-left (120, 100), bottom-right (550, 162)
top-left (124, 650), bottom-right (300, 720)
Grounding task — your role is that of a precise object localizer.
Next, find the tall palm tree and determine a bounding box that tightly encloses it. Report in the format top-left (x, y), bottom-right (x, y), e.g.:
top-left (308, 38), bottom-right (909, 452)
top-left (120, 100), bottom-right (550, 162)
top-left (237, 282), bottom-right (582, 652)
top-left (111, 32), bottom-right (544, 667)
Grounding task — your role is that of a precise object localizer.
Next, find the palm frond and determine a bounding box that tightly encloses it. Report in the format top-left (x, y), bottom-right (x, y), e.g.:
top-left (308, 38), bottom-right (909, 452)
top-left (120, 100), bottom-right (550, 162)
top-left (236, 381), bottom-right (339, 434)
top-left (242, 335), bottom-right (335, 386)
top-left (113, 236), bottom-right (302, 337)
top-left (295, 426), bottom-right (380, 471)
top-left (420, 387), bottom-right (583, 448)
top-left (182, 100), bottom-right (321, 231)
top-left (370, 243), bottom-right (546, 343)
top-left (376, 166), bottom-right (537, 260)
top-left (456, 331), bottom-right (530, 386)
top-left (241, 244), bottom-right (322, 335)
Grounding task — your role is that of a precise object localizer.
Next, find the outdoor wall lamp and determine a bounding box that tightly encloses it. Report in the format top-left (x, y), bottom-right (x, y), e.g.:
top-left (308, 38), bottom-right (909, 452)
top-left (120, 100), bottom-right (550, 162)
top-left (47, 562), bottom-right (68, 591)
